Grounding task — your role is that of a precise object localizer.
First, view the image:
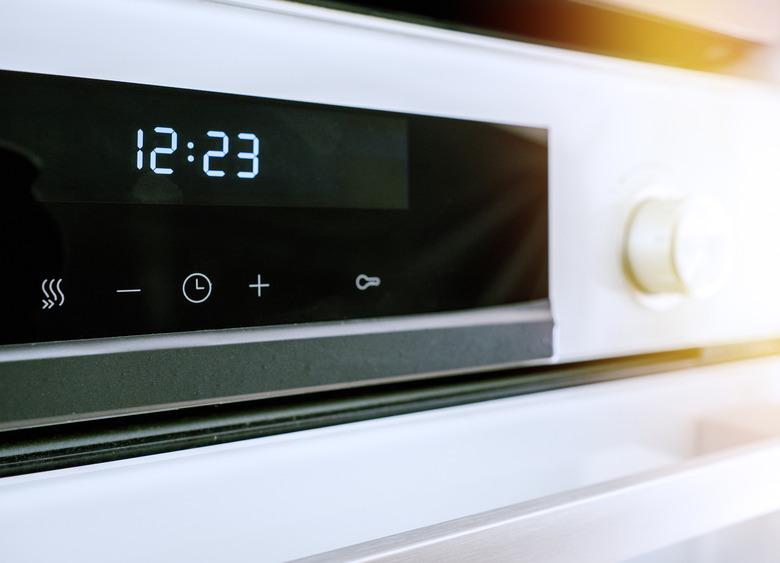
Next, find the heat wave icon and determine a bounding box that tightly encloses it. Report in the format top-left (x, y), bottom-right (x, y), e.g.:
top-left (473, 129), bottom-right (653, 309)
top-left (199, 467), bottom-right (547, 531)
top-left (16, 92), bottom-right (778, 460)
top-left (41, 278), bottom-right (65, 309)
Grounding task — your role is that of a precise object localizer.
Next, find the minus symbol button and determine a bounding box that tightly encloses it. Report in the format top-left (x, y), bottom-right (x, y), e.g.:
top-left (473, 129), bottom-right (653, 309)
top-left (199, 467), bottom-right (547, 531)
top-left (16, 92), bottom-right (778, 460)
top-left (116, 288), bottom-right (142, 294)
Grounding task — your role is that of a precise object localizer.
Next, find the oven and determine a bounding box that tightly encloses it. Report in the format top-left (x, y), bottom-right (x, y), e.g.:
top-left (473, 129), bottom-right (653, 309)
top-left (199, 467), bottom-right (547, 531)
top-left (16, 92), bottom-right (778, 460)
top-left (3, 1), bottom-right (780, 561)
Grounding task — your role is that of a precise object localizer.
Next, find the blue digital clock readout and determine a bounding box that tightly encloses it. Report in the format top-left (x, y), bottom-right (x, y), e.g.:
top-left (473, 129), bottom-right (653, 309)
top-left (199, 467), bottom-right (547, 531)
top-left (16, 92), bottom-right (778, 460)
top-left (136, 127), bottom-right (260, 179)
top-left (0, 70), bottom-right (410, 209)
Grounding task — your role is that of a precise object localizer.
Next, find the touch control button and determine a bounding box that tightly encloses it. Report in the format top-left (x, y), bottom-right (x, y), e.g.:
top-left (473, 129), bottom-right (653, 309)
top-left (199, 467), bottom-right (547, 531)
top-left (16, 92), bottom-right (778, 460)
top-left (182, 273), bottom-right (212, 304)
top-left (355, 274), bottom-right (381, 291)
top-left (248, 274), bottom-right (271, 297)
top-left (41, 278), bottom-right (65, 309)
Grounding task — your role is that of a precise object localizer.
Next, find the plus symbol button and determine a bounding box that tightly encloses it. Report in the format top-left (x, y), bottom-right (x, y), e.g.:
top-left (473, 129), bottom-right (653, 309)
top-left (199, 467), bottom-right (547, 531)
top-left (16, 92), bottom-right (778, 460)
top-left (249, 274), bottom-right (271, 297)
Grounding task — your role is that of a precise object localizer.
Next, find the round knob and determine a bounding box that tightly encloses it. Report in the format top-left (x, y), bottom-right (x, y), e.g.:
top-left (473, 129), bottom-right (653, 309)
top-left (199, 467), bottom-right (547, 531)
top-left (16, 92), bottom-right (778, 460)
top-left (625, 196), bottom-right (734, 297)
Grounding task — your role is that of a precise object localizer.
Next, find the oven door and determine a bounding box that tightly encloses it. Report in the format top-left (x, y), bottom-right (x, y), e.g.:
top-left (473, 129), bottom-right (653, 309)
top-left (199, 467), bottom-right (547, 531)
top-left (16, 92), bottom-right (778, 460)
top-left (4, 353), bottom-right (780, 562)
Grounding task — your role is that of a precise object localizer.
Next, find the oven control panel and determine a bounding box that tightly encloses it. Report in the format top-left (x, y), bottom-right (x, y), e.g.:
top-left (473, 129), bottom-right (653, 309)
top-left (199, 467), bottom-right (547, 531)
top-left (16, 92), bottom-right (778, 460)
top-left (0, 70), bottom-right (547, 346)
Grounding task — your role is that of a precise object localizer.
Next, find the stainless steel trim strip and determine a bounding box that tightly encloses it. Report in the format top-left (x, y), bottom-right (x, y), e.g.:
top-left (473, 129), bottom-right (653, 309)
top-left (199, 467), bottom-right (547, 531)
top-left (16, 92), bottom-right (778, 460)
top-left (0, 302), bottom-right (553, 431)
top-left (0, 301), bottom-right (550, 363)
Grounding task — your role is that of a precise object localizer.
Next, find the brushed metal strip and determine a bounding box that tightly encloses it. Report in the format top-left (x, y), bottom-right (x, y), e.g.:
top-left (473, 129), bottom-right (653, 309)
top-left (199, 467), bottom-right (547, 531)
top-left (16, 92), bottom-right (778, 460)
top-left (0, 312), bottom-right (553, 431)
top-left (0, 301), bottom-right (550, 363)
top-left (298, 438), bottom-right (780, 562)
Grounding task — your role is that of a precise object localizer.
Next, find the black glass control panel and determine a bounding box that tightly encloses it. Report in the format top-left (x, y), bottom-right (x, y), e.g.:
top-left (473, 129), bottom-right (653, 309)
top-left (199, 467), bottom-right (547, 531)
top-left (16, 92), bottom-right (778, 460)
top-left (0, 70), bottom-right (548, 346)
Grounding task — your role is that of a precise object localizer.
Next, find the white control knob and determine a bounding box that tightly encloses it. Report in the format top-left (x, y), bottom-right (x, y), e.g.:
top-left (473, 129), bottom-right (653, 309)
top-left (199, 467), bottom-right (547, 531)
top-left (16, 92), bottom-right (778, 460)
top-left (625, 196), bottom-right (734, 297)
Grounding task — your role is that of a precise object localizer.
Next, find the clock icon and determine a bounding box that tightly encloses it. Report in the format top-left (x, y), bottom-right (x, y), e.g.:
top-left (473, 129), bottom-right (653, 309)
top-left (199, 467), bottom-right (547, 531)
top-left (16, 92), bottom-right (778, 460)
top-left (182, 272), bottom-right (212, 304)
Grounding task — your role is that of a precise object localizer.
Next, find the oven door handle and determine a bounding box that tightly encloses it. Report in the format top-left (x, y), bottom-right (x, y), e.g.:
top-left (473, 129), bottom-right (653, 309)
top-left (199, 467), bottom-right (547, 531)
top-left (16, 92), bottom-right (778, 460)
top-left (297, 438), bottom-right (780, 562)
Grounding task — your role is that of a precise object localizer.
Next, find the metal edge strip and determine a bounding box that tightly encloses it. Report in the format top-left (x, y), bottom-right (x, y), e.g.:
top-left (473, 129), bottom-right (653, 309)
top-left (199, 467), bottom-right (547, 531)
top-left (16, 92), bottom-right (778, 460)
top-left (0, 300), bottom-right (551, 363)
top-left (0, 304), bottom-right (554, 431)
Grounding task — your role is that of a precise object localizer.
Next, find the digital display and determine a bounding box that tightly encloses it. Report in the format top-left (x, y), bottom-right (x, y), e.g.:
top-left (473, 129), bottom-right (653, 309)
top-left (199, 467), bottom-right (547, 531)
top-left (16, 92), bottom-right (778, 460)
top-left (1, 71), bottom-right (409, 209)
top-left (135, 128), bottom-right (261, 179)
top-left (0, 70), bottom-right (547, 346)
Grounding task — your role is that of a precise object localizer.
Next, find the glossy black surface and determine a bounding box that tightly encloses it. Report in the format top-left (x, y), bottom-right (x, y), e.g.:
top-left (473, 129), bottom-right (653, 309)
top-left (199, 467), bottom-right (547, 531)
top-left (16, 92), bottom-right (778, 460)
top-left (0, 71), bottom-right (548, 345)
top-left (2, 71), bottom-right (409, 210)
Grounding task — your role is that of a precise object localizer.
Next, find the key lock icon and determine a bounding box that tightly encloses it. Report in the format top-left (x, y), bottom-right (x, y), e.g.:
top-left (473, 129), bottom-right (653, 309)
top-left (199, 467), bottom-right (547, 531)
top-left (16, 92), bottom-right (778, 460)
top-left (355, 274), bottom-right (381, 291)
